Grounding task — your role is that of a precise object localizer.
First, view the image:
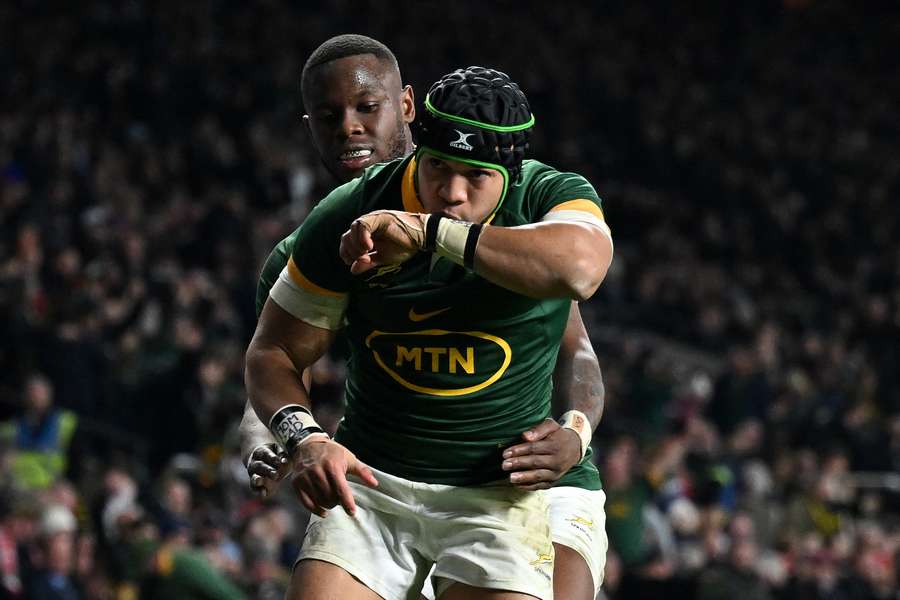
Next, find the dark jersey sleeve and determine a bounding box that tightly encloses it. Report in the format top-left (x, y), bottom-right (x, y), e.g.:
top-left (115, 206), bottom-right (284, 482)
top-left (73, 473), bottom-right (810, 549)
top-left (255, 230), bottom-right (297, 319)
top-left (527, 167), bottom-right (605, 223)
top-left (267, 178), bottom-right (365, 330)
top-left (288, 178), bottom-right (365, 293)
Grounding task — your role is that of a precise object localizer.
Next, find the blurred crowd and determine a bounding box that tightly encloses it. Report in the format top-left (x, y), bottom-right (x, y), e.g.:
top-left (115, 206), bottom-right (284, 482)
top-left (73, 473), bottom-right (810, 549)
top-left (1, 0), bottom-right (897, 598)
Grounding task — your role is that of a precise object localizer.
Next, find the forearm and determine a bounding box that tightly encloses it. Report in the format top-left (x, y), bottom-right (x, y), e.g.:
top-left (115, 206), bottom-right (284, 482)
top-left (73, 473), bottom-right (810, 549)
top-left (245, 343), bottom-right (312, 426)
top-left (239, 366), bottom-right (312, 462)
top-left (239, 400), bottom-right (277, 462)
top-left (472, 222), bottom-right (612, 301)
top-left (245, 300), bottom-right (332, 427)
top-left (552, 303), bottom-right (604, 427)
top-left (552, 341), bottom-right (604, 426)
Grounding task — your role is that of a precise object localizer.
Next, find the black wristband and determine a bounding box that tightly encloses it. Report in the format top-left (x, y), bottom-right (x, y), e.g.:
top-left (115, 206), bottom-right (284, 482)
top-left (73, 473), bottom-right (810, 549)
top-left (463, 223), bottom-right (483, 269)
top-left (424, 214), bottom-right (443, 252)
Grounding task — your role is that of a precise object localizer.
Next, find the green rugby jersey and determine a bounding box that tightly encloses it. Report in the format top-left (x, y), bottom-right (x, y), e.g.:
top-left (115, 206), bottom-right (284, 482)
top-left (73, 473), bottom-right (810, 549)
top-left (265, 154), bottom-right (606, 487)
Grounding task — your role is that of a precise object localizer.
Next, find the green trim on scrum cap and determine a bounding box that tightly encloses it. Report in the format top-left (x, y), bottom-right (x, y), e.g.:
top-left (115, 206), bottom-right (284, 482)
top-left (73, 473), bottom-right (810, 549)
top-left (424, 94), bottom-right (535, 133)
top-left (416, 147), bottom-right (510, 225)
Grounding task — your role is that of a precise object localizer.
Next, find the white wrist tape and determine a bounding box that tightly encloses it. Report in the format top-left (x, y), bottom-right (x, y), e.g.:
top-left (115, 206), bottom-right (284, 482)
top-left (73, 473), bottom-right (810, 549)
top-left (434, 217), bottom-right (473, 266)
top-left (268, 404), bottom-right (329, 456)
top-left (559, 410), bottom-right (592, 459)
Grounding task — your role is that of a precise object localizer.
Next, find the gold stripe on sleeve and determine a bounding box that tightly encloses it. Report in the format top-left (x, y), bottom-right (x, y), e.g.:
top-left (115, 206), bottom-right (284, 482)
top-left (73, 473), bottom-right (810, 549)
top-left (287, 257), bottom-right (346, 298)
top-left (547, 199), bottom-right (606, 222)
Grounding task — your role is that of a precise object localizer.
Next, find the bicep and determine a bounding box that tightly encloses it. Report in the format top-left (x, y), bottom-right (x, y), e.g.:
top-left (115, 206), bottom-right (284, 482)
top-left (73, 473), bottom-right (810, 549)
top-left (252, 298), bottom-right (336, 372)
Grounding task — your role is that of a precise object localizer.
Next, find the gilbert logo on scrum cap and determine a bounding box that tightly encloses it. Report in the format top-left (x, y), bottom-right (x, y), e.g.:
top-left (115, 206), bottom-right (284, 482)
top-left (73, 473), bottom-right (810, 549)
top-left (449, 130), bottom-right (475, 151)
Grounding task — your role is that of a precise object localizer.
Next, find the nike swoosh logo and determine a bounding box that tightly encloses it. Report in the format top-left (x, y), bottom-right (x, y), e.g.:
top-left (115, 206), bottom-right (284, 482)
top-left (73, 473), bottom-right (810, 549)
top-left (568, 516), bottom-right (594, 527)
top-left (408, 306), bottom-right (451, 322)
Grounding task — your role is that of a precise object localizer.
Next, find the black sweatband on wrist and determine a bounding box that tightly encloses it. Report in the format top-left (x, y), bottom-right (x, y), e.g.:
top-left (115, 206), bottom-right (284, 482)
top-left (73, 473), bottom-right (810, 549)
top-left (268, 404), bottom-right (326, 456)
top-left (463, 223), bottom-right (483, 269)
top-left (425, 214), bottom-right (443, 252)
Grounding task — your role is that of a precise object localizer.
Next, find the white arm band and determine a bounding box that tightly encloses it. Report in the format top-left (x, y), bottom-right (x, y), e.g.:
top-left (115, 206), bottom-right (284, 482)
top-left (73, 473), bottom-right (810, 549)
top-left (559, 410), bottom-right (592, 459)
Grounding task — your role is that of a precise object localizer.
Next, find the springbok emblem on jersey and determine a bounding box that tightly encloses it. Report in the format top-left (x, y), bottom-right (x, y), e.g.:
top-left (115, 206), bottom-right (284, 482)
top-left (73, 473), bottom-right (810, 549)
top-left (365, 263), bottom-right (402, 287)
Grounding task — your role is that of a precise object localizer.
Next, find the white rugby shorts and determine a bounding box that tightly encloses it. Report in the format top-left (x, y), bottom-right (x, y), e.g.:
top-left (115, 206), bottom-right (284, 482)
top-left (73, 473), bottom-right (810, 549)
top-left (546, 486), bottom-right (608, 594)
top-left (296, 467), bottom-right (554, 600)
top-left (421, 485), bottom-right (607, 599)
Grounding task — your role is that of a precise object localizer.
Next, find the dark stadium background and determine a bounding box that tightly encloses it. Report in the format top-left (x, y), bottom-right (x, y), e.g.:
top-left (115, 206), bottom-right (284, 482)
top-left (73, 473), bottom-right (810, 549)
top-left (1, 1), bottom-right (897, 598)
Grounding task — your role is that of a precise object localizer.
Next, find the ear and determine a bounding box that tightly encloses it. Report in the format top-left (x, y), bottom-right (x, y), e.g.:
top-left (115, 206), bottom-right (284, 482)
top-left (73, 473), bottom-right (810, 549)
top-left (401, 85), bottom-right (415, 124)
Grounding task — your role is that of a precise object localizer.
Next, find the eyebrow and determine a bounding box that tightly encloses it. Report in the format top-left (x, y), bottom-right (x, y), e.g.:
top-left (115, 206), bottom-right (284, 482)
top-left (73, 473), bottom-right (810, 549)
top-left (311, 88), bottom-right (388, 110)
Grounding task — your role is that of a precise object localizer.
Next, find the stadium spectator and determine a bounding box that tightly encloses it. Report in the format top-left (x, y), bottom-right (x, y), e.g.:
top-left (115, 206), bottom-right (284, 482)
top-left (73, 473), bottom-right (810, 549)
top-left (0, 375), bottom-right (79, 491)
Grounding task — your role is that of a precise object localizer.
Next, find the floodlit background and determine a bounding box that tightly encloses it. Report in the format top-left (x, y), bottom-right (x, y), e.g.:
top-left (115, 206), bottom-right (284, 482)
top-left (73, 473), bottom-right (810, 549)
top-left (0, 1), bottom-right (897, 598)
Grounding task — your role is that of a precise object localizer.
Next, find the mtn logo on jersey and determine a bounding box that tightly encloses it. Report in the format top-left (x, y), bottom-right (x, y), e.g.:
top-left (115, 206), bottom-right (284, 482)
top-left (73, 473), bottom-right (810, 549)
top-left (449, 130), bottom-right (475, 151)
top-left (365, 329), bottom-right (512, 396)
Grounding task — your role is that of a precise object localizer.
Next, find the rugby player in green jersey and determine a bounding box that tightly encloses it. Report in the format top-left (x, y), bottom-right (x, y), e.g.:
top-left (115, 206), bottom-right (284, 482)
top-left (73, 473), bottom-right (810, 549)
top-left (242, 38), bottom-right (610, 600)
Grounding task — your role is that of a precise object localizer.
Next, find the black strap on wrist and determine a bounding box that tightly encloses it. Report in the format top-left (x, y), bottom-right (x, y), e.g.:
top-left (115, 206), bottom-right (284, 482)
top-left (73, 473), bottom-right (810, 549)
top-left (464, 223), bottom-right (483, 269)
top-left (424, 214), bottom-right (443, 252)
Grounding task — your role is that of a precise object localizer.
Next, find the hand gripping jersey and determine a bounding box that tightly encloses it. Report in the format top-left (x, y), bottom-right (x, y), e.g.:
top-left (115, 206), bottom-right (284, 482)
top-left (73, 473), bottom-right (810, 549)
top-left (265, 154), bottom-right (610, 487)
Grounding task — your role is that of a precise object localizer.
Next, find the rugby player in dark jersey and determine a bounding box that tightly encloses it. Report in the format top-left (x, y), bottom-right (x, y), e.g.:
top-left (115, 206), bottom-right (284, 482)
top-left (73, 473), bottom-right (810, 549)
top-left (242, 37), bottom-right (609, 600)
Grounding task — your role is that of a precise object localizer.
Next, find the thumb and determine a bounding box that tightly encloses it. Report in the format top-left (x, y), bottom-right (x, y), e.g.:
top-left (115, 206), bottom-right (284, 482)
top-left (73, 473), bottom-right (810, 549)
top-left (350, 255), bottom-right (376, 275)
top-left (523, 418), bottom-right (560, 441)
top-left (348, 457), bottom-right (379, 488)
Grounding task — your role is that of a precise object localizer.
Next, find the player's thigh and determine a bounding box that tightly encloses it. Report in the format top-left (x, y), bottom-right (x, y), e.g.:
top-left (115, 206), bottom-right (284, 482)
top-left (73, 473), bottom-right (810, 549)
top-left (546, 486), bottom-right (607, 596)
top-left (553, 542), bottom-right (594, 600)
top-left (430, 486), bottom-right (553, 599)
top-left (439, 582), bottom-right (541, 600)
top-left (288, 559), bottom-right (385, 600)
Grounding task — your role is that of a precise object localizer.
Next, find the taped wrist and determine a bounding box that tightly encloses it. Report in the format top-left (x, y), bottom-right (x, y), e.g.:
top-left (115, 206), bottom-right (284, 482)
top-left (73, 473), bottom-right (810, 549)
top-left (558, 410), bottom-right (592, 460)
top-left (424, 214), bottom-right (483, 269)
top-left (268, 404), bottom-right (328, 456)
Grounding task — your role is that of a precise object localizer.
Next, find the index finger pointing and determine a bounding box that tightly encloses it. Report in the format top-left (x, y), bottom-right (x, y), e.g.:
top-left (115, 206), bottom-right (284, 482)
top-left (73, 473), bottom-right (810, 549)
top-left (352, 219), bottom-right (374, 254)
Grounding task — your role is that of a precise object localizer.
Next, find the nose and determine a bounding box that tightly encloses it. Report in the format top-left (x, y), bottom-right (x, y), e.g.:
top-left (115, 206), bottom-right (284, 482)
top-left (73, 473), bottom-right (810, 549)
top-left (439, 174), bottom-right (468, 205)
top-left (338, 110), bottom-right (364, 139)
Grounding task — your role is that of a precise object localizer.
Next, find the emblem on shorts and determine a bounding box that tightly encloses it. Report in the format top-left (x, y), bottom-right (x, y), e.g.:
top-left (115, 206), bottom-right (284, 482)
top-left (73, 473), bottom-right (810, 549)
top-left (449, 130), bottom-right (475, 151)
top-left (530, 552), bottom-right (553, 566)
top-left (568, 516), bottom-right (594, 527)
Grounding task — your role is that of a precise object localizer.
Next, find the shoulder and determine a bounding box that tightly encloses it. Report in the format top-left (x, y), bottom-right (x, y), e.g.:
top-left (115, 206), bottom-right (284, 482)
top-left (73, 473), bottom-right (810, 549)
top-left (305, 155), bottom-right (411, 228)
top-left (501, 160), bottom-right (602, 224)
top-left (520, 159), bottom-right (599, 199)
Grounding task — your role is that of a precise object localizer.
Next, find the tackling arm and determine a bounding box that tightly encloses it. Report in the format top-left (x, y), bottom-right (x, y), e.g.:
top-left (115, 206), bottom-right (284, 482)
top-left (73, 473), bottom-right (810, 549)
top-left (245, 299), bottom-right (334, 426)
top-left (239, 366), bottom-right (312, 465)
top-left (343, 212), bottom-right (612, 302)
top-left (552, 302), bottom-right (605, 426)
top-left (501, 302), bottom-right (604, 488)
top-left (246, 298), bottom-right (378, 516)
top-left (239, 401), bottom-right (276, 462)
top-left (472, 221), bottom-right (612, 301)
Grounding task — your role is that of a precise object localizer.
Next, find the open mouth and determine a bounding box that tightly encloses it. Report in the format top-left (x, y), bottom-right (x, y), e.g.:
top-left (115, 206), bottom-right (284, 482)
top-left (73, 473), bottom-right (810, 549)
top-left (338, 148), bottom-right (374, 170)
